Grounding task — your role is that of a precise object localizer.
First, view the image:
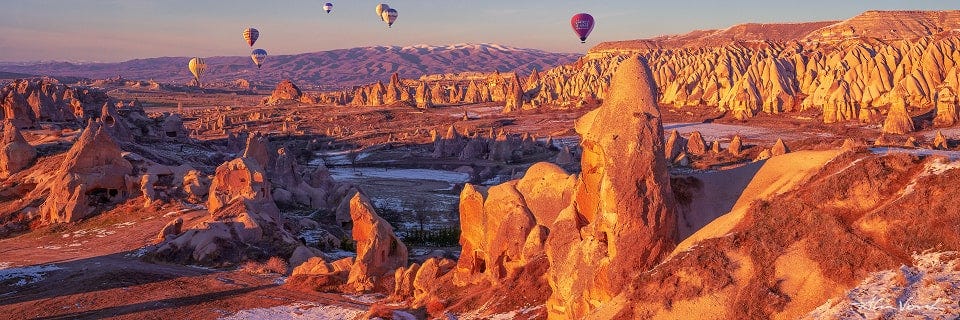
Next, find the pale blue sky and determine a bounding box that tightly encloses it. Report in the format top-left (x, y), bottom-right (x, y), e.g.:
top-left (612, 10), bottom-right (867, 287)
top-left (1, 0), bottom-right (957, 62)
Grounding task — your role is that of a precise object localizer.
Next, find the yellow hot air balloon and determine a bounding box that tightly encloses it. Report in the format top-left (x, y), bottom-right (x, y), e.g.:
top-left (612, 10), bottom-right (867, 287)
top-left (375, 4), bottom-right (390, 21)
top-left (382, 8), bottom-right (398, 28)
top-left (188, 57), bottom-right (206, 86)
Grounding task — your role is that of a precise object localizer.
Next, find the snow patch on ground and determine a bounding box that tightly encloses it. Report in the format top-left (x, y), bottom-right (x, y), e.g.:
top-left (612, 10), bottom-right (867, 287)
top-left (456, 304), bottom-right (544, 320)
top-left (807, 251), bottom-right (960, 319)
top-left (0, 262), bottom-right (63, 286)
top-left (871, 147), bottom-right (960, 161)
top-left (219, 302), bottom-right (365, 320)
top-left (125, 246), bottom-right (153, 258)
top-left (344, 293), bottom-right (385, 304)
top-left (664, 122), bottom-right (804, 142)
top-left (324, 250), bottom-right (357, 261)
top-left (328, 167), bottom-right (470, 183)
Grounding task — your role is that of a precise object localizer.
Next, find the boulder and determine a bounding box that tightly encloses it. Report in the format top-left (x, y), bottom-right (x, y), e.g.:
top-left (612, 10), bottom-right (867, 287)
top-left (686, 131), bottom-right (707, 155)
top-left (771, 138), bottom-right (790, 156)
top-left (156, 217), bottom-right (183, 243)
top-left (0, 123), bottom-right (37, 178)
top-left (664, 130), bottom-right (685, 161)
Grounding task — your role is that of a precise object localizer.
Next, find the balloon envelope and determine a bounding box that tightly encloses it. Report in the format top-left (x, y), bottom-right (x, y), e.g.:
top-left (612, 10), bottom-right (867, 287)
top-left (383, 8), bottom-right (398, 27)
top-left (188, 57), bottom-right (206, 83)
top-left (375, 4), bottom-right (389, 21)
top-left (324, 2), bottom-right (332, 13)
top-left (251, 49), bottom-right (267, 69)
top-left (243, 27), bottom-right (259, 47)
top-left (570, 13), bottom-right (595, 43)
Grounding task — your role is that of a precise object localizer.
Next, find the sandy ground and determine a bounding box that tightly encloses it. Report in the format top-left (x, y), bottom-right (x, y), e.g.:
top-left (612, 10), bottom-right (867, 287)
top-left (673, 150), bottom-right (844, 255)
top-left (0, 202), bottom-right (369, 320)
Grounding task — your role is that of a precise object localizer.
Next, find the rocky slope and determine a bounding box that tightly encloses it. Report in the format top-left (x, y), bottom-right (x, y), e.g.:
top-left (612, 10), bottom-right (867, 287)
top-left (357, 41), bottom-right (960, 319)
top-left (522, 13), bottom-right (960, 122)
top-left (0, 44), bottom-right (580, 90)
top-left (319, 11), bottom-right (960, 124)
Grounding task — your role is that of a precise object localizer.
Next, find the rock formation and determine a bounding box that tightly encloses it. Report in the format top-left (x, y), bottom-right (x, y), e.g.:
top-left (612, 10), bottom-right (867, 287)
top-left (346, 193), bottom-right (408, 292)
top-left (266, 80), bottom-right (304, 105)
top-left (882, 94), bottom-right (915, 135)
top-left (934, 131), bottom-right (949, 149)
top-left (503, 73), bottom-right (524, 113)
top-left (38, 120), bottom-right (133, 223)
top-left (665, 130), bottom-right (685, 161)
top-left (454, 163), bottom-right (575, 286)
top-left (415, 81), bottom-right (433, 109)
top-left (686, 131), bottom-right (707, 155)
top-left (0, 123), bottom-right (37, 178)
top-left (728, 135), bottom-right (743, 156)
top-left (771, 138), bottom-right (790, 156)
top-left (0, 79), bottom-right (105, 128)
top-left (934, 86), bottom-right (959, 127)
top-left (153, 156), bottom-right (297, 265)
top-left (545, 55), bottom-right (677, 318)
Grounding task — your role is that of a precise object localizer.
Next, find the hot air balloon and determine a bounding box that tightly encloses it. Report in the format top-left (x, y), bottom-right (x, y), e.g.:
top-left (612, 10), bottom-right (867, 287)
top-left (188, 57), bottom-right (206, 86)
top-left (251, 49), bottom-right (267, 69)
top-left (323, 2), bottom-right (333, 13)
top-left (243, 27), bottom-right (259, 47)
top-left (570, 13), bottom-right (595, 43)
top-left (382, 8), bottom-right (398, 28)
top-left (375, 4), bottom-right (389, 21)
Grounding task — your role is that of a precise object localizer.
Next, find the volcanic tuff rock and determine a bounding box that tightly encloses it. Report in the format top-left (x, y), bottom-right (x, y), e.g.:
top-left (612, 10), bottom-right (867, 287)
top-left (0, 78), bottom-right (106, 128)
top-left (454, 163), bottom-right (575, 286)
top-left (428, 11), bottom-right (958, 125)
top-left (152, 156), bottom-right (297, 265)
top-left (266, 80), bottom-right (305, 105)
top-left (0, 123), bottom-right (36, 178)
top-left (934, 86), bottom-right (959, 127)
top-left (545, 55), bottom-right (677, 318)
top-left (686, 130), bottom-right (707, 155)
top-left (38, 120), bottom-right (133, 223)
top-left (415, 81), bottom-right (433, 109)
top-left (346, 193), bottom-right (408, 292)
top-left (882, 93), bottom-right (915, 134)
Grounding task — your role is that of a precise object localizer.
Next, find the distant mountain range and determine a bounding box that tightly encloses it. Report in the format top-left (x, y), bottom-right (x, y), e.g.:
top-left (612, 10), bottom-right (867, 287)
top-left (591, 10), bottom-right (960, 52)
top-left (0, 44), bottom-right (581, 90)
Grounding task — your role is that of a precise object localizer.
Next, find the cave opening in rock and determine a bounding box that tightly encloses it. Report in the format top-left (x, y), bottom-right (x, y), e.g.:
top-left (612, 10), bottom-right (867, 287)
top-left (104, 115), bottom-right (115, 126)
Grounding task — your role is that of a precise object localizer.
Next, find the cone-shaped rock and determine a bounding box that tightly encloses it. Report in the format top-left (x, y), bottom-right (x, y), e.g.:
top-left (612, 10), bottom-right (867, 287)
top-left (415, 82), bottom-right (433, 109)
top-left (728, 135), bottom-right (743, 156)
top-left (40, 120), bottom-right (133, 223)
top-left (882, 95), bottom-right (915, 135)
top-left (933, 131), bottom-right (949, 149)
top-left (546, 55), bottom-right (677, 319)
top-left (686, 131), bottom-right (707, 155)
top-left (664, 130), bottom-right (685, 161)
top-left (771, 138), bottom-right (790, 156)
